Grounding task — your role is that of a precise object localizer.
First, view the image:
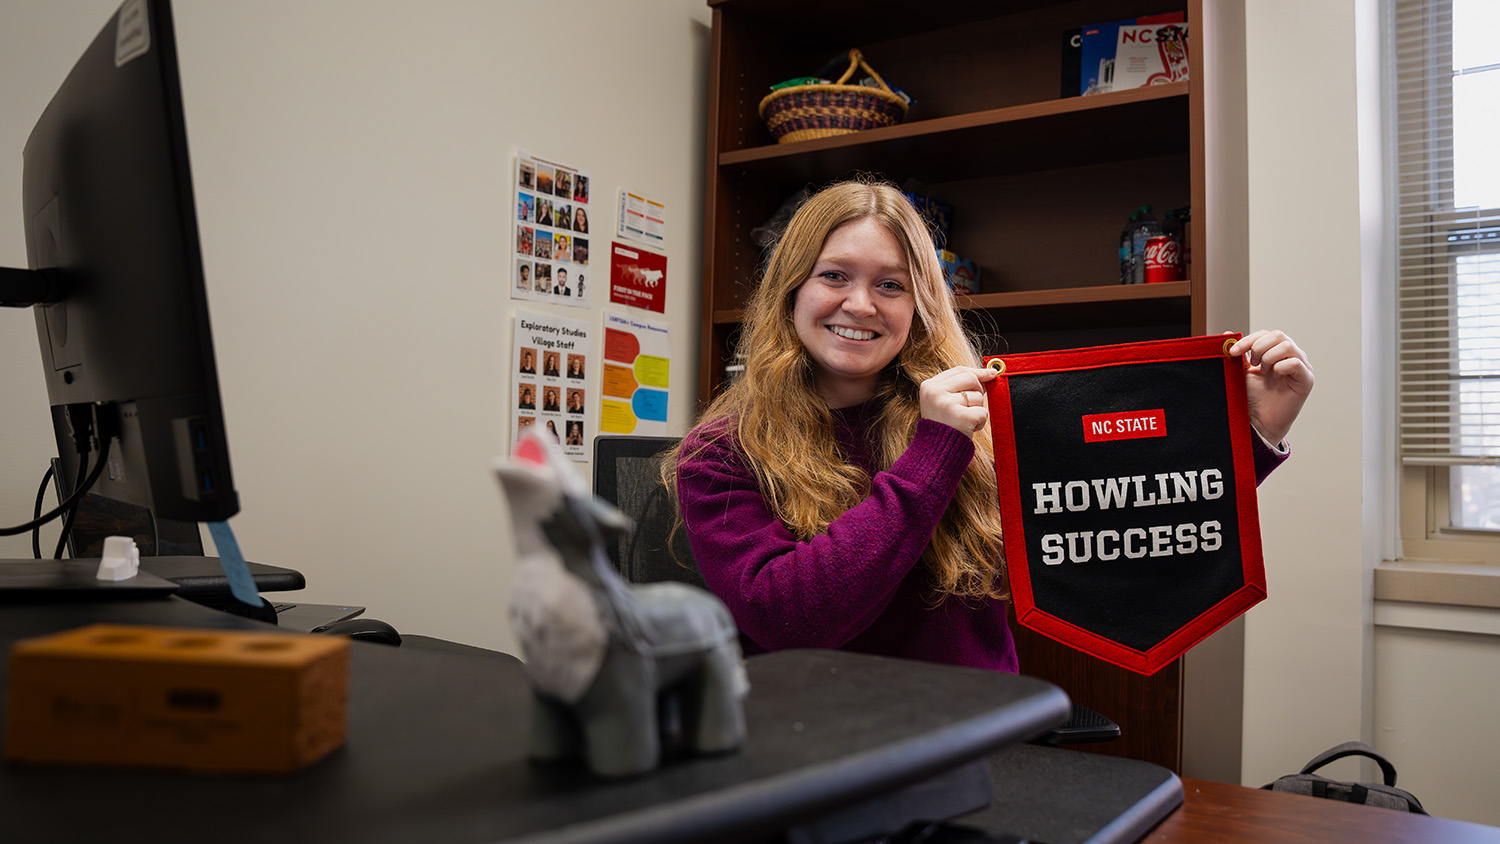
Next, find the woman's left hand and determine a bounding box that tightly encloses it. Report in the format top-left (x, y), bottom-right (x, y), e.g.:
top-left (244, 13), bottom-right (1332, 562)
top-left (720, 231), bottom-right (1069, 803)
top-left (1228, 329), bottom-right (1314, 446)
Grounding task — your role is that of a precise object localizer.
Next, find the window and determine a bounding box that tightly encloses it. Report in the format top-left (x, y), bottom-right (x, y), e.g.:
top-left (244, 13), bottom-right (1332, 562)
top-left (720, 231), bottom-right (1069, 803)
top-left (1395, 0), bottom-right (1500, 559)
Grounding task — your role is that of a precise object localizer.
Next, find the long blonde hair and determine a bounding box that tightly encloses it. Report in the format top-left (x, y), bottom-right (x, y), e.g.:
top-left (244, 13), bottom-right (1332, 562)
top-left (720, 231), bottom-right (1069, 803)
top-left (668, 179), bottom-right (1006, 601)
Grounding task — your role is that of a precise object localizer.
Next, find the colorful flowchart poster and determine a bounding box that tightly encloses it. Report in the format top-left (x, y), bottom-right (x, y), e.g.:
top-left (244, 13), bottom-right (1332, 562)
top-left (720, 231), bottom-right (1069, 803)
top-left (600, 311), bottom-right (670, 436)
top-left (513, 151), bottom-right (594, 309)
top-left (513, 310), bottom-right (593, 461)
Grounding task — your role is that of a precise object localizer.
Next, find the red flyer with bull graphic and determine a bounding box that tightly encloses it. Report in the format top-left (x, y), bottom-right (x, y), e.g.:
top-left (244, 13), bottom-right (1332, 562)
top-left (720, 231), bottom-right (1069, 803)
top-left (609, 241), bottom-right (668, 314)
top-left (984, 334), bottom-right (1264, 675)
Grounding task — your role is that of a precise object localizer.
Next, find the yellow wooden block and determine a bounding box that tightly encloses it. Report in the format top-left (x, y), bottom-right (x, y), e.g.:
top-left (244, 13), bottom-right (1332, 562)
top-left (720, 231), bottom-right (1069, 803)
top-left (5, 623), bottom-right (349, 774)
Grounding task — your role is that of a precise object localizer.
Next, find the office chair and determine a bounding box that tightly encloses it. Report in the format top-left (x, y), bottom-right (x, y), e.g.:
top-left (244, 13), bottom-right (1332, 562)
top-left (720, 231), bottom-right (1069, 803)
top-left (592, 435), bottom-right (706, 590)
top-left (592, 434), bottom-right (1119, 746)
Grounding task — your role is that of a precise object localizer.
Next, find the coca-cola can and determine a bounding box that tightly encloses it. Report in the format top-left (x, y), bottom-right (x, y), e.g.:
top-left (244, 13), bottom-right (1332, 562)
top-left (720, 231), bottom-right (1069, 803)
top-left (1143, 236), bottom-right (1180, 284)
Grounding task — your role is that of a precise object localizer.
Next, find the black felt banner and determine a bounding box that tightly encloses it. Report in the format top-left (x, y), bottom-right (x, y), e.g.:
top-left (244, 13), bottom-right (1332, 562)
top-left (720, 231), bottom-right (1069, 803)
top-left (985, 335), bottom-right (1265, 675)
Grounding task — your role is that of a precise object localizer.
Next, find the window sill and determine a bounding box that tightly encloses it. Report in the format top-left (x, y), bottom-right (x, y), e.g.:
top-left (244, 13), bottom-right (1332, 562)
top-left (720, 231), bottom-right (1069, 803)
top-left (1375, 560), bottom-right (1500, 610)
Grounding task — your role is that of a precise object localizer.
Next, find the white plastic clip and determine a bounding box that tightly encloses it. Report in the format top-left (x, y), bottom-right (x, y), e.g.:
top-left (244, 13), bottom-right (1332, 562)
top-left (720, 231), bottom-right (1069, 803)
top-left (96, 535), bottom-right (140, 581)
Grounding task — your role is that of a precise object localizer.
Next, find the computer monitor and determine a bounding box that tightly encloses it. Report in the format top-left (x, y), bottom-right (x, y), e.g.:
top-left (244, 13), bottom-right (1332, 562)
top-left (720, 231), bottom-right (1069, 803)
top-left (1, 0), bottom-right (238, 554)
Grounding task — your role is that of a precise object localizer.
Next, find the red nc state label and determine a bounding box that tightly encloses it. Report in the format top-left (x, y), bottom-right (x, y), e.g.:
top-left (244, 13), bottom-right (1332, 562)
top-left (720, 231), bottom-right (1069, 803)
top-left (1082, 409), bottom-right (1167, 443)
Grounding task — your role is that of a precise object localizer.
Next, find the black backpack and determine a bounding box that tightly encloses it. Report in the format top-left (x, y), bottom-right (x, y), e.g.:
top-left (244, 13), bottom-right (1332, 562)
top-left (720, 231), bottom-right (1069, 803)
top-left (1262, 741), bottom-right (1427, 814)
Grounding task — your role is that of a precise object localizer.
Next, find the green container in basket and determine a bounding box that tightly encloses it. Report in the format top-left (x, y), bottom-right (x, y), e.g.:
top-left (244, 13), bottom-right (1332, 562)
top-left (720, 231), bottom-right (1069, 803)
top-left (758, 49), bottom-right (909, 144)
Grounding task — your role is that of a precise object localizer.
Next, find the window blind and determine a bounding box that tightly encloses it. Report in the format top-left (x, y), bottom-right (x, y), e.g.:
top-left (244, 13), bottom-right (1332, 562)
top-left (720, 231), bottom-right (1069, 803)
top-left (1394, 0), bottom-right (1500, 465)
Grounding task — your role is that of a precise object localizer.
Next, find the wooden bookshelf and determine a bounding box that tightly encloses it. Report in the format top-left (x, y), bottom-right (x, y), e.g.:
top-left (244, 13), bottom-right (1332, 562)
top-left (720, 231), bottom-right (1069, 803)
top-left (701, 0), bottom-right (1208, 772)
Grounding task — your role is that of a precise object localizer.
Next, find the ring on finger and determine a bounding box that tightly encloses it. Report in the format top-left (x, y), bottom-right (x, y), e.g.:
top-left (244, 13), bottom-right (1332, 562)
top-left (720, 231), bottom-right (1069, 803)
top-left (961, 391), bottom-right (971, 407)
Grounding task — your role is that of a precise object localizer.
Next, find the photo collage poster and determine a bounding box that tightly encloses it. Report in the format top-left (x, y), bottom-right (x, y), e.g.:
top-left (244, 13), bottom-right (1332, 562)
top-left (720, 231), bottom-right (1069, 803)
top-left (513, 152), bottom-right (594, 309)
top-left (513, 310), bottom-right (593, 461)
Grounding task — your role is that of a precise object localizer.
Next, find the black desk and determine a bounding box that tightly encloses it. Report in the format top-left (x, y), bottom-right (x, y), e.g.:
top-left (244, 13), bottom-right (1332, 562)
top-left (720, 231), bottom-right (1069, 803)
top-left (0, 595), bottom-right (1073, 844)
top-left (0, 556), bottom-right (305, 599)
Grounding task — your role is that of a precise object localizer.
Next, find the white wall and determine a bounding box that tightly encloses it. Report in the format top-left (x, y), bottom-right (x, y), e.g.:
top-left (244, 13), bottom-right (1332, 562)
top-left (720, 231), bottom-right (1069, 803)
top-left (0, 0), bottom-right (712, 655)
top-left (1241, 0), bottom-right (1382, 787)
top-left (1373, 604), bottom-right (1500, 823)
top-left (1242, 0), bottom-right (1500, 827)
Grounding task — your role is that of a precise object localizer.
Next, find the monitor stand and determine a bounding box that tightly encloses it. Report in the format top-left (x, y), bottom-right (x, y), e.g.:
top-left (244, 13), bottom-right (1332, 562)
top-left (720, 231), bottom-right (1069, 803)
top-left (954, 743), bottom-right (1184, 844)
top-left (783, 757), bottom-right (1005, 844)
top-left (0, 558), bottom-right (179, 599)
top-left (0, 555), bottom-right (303, 609)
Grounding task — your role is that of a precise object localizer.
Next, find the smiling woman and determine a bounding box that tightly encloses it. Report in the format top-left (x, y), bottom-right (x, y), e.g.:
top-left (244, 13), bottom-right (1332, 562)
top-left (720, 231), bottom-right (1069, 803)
top-left (793, 217), bottom-right (915, 408)
top-left (661, 179), bottom-right (1017, 671)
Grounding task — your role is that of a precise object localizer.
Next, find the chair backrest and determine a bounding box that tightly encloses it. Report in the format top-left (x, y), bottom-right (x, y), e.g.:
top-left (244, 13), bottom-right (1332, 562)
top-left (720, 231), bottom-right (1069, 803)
top-left (592, 435), bottom-right (706, 589)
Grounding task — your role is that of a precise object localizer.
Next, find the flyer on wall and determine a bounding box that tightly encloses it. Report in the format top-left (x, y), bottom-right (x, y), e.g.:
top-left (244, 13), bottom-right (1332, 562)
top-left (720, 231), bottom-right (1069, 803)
top-left (608, 242), bottom-right (668, 314)
top-left (600, 310), bottom-right (671, 437)
top-left (617, 189), bottom-right (666, 248)
top-left (512, 310), bottom-right (593, 460)
top-left (513, 151), bottom-right (594, 309)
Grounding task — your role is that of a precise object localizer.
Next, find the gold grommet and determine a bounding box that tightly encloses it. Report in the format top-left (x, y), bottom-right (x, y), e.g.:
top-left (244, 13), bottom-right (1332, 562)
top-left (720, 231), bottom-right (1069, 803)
top-left (988, 358), bottom-right (1006, 373)
top-left (1223, 337), bottom-right (1237, 356)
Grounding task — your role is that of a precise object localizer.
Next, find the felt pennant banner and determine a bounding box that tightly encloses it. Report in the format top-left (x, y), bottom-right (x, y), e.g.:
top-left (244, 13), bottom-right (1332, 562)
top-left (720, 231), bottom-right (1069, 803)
top-left (984, 334), bottom-right (1265, 676)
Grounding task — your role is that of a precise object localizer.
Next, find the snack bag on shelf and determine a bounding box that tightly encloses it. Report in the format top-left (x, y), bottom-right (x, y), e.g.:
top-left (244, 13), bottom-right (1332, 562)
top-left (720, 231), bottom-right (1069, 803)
top-left (938, 249), bottom-right (981, 295)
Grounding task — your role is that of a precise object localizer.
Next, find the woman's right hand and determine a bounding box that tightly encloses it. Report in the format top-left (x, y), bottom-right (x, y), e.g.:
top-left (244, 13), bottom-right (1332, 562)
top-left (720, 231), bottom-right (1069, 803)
top-left (919, 366), bottom-right (997, 434)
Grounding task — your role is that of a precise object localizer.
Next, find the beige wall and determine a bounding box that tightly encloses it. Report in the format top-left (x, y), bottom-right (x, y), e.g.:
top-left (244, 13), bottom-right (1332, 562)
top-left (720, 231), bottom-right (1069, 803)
top-left (0, 0), bottom-right (713, 654)
top-left (1373, 604), bottom-right (1500, 822)
top-left (1241, 0), bottom-right (1500, 827)
top-left (1241, 0), bottom-right (1381, 790)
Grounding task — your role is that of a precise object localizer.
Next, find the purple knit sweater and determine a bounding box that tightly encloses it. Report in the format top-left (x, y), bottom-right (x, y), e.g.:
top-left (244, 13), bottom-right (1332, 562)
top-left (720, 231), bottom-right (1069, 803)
top-left (676, 401), bottom-right (1288, 674)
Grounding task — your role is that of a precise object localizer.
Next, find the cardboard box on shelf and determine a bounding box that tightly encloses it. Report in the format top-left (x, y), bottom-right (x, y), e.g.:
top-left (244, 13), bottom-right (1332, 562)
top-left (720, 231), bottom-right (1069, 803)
top-left (1112, 22), bottom-right (1190, 91)
top-left (1077, 11), bottom-right (1186, 96)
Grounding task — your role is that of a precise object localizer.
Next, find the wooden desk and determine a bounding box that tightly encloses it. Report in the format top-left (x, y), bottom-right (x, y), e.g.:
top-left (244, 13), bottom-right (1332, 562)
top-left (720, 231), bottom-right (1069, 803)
top-left (1147, 778), bottom-right (1500, 843)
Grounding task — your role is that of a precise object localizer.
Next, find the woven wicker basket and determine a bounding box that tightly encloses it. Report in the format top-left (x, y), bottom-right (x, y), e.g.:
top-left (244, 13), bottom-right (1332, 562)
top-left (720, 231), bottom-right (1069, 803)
top-left (758, 49), bottom-right (908, 144)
